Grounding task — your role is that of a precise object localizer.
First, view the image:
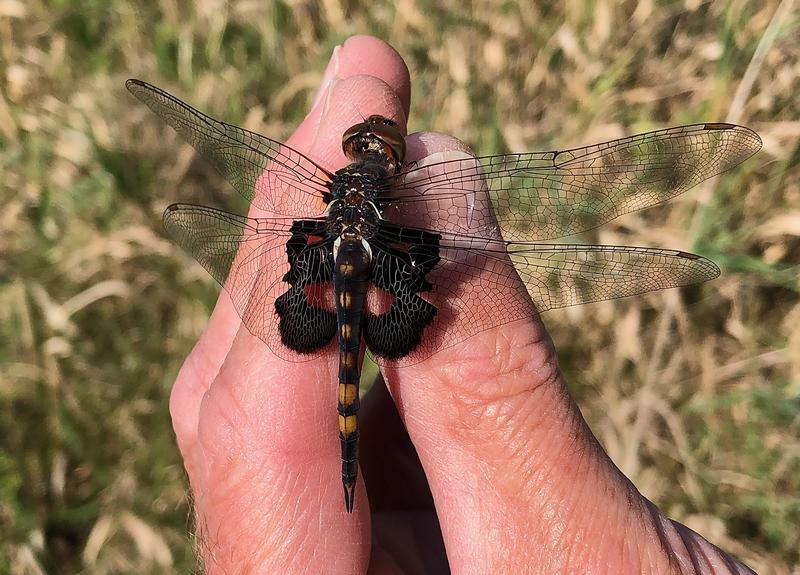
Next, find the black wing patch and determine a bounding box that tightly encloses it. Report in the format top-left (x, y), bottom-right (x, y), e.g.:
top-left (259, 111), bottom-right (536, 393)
top-left (275, 220), bottom-right (337, 353)
top-left (365, 224), bottom-right (441, 359)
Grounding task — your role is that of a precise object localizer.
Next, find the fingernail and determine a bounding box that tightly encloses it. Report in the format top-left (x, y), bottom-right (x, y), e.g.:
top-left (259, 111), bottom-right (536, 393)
top-left (311, 45), bottom-right (340, 112)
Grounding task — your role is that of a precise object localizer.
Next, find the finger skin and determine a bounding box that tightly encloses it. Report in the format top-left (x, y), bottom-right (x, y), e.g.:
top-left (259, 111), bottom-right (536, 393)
top-left (386, 132), bottom-right (754, 574)
top-left (169, 38), bottom-right (410, 573)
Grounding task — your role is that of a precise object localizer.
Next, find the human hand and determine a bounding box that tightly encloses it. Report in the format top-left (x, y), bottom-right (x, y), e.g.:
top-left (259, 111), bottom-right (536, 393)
top-left (168, 35), bottom-right (755, 574)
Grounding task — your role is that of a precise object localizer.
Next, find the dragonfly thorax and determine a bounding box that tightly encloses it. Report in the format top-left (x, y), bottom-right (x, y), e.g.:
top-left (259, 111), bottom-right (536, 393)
top-left (330, 162), bottom-right (392, 201)
top-left (326, 160), bottom-right (390, 243)
top-left (326, 198), bottom-right (380, 244)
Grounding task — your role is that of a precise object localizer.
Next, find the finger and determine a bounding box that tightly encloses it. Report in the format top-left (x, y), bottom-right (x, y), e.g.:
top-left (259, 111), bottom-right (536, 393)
top-left (359, 374), bottom-right (434, 511)
top-left (384, 131), bottom-right (654, 572)
top-left (170, 35), bottom-right (409, 473)
top-left (290, 34), bottom-right (410, 148)
top-left (189, 58), bottom-right (410, 571)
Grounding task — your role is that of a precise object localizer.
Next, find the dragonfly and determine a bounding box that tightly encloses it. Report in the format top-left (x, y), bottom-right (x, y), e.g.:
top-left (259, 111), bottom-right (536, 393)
top-left (127, 79), bottom-right (761, 513)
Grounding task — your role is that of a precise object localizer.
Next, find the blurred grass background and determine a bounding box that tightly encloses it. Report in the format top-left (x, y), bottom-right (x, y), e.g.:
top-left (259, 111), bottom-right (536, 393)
top-left (1, 0), bottom-right (799, 573)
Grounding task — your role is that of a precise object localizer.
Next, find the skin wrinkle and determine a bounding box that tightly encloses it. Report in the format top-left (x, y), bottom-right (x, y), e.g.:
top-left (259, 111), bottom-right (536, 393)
top-left (518, 390), bottom-right (576, 485)
top-left (614, 486), bottom-right (645, 572)
top-left (716, 542), bottom-right (750, 575)
top-left (676, 522), bottom-right (707, 574)
top-left (691, 529), bottom-right (722, 573)
top-left (431, 388), bottom-right (564, 511)
top-left (620, 504), bottom-right (646, 571)
top-left (431, 321), bottom-right (558, 404)
top-left (396, 332), bottom-right (556, 454)
top-left (556, 456), bottom-right (600, 572)
top-left (609, 479), bottom-right (661, 572)
top-left (494, 452), bottom-right (570, 571)
top-left (257, 472), bottom-right (363, 573)
top-left (537, 409), bottom-right (647, 573)
top-left (495, 403), bottom-right (549, 481)
top-left (554, 397), bottom-right (595, 467)
top-left (533, 494), bottom-right (570, 573)
top-left (641, 499), bottom-right (688, 573)
top-left (202, 475), bottom-right (285, 571)
top-left (199, 366), bottom-right (360, 572)
top-left (639, 505), bottom-right (682, 573)
top-left (662, 513), bottom-right (701, 574)
top-left (669, 520), bottom-right (755, 575)
top-left (491, 398), bottom-right (567, 505)
top-left (667, 513), bottom-right (705, 573)
top-left (549, 401), bottom-right (669, 571)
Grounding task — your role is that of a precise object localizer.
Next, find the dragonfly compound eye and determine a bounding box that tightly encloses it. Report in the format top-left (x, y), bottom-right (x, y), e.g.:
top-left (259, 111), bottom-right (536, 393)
top-left (342, 115), bottom-right (406, 170)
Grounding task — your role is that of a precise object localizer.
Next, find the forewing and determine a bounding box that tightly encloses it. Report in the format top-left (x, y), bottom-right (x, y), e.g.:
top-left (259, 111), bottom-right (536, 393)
top-left (370, 232), bottom-right (719, 365)
top-left (386, 123), bottom-right (761, 241)
top-left (128, 80), bottom-right (332, 216)
top-left (163, 204), bottom-right (336, 361)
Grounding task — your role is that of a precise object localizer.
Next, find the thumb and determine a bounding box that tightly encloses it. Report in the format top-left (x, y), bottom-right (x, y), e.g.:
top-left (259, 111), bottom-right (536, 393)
top-left (385, 131), bottom-right (686, 573)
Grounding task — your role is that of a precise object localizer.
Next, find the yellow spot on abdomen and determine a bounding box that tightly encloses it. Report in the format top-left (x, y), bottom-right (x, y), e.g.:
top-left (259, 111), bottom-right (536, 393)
top-left (339, 290), bottom-right (352, 309)
top-left (339, 383), bottom-right (358, 407)
top-left (341, 323), bottom-right (352, 340)
top-left (339, 262), bottom-right (354, 275)
top-left (339, 414), bottom-right (358, 437)
top-left (340, 351), bottom-right (354, 369)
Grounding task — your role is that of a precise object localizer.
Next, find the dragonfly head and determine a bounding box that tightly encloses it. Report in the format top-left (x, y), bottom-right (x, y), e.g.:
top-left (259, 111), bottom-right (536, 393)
top-left (342, 115), bottom-right (405, 173)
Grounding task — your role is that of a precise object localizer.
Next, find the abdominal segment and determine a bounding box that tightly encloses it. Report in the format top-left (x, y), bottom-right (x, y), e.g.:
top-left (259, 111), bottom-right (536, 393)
top-left (333, 239), bottom-right (371, 513)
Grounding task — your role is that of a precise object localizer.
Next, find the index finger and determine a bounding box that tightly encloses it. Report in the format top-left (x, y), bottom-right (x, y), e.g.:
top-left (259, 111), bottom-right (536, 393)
top-left (180, 37), bottom-right (413, 572)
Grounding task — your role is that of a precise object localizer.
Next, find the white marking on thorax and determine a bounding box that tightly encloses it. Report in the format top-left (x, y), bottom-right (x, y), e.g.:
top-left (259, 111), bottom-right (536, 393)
top-left (366, 200), bottom-right (383, 219)
top-left (332, 236), bottom-right (373, 262)
top-left (361, 238), bottom-right (372, 261)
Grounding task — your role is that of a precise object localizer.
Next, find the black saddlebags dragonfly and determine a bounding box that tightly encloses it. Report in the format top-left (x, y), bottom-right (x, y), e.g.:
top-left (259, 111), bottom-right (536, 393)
top-left (127, 79), bottom-right (761, 513)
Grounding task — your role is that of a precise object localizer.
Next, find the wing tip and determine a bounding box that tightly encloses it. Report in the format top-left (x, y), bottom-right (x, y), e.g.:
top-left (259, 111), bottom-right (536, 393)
top-left (162, 204), bottom-right (179, 228)
top-left (163, 203), bottom-right (203, 221)
top-left (706, 259), bottom-right (722, 280)
top-left (702, 122), bottom-right (763, 155)
top-left (125, 78), bottom-right (147, 94)
top-left (676, 251), bottom-right (721, 280)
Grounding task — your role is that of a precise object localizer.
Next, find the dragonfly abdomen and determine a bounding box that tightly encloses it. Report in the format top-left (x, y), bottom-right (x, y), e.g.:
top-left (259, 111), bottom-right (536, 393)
top-left (333, 238), bottom-right (371, 513)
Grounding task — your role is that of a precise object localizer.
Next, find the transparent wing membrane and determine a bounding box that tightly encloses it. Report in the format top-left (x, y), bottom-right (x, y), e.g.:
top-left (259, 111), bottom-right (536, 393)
top-left (127, 80), bottom-right (332, 217)
top-left (385, 123), bottom-right (761, 241)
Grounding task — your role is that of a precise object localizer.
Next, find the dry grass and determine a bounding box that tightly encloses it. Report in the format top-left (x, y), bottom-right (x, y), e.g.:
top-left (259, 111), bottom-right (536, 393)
top-left (1, 0), bottom-right (798, 573)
